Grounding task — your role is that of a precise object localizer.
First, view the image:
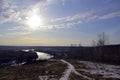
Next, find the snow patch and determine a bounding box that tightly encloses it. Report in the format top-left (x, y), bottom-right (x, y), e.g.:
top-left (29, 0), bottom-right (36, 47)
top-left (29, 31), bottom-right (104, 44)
top-left (79, 61), bottom-right (120, 79)
top-left (60, 60), bottom-right (94, 80)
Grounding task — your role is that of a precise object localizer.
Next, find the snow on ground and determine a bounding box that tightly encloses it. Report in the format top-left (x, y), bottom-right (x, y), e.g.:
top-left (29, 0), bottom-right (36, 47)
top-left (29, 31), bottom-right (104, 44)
top-left (79, 61), bottom-right (120, 79)
top-left (60, 59), bottom-right (94, 80)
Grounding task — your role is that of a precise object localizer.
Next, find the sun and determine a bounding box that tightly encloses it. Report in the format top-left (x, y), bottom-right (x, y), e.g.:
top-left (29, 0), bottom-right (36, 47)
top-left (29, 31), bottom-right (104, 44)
top-left (26, 14), bottom-right (43, 30)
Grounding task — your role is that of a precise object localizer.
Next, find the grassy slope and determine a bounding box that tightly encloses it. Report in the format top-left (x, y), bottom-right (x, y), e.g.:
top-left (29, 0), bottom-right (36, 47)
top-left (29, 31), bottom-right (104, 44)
top-left (0, 59), bottom-right (67, 80)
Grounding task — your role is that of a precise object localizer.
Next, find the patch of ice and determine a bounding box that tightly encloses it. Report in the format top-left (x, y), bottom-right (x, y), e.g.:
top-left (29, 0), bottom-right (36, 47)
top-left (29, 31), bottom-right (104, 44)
top-left (22, 49), bottom-right (30, 52)
top-left (36, 52), bottom-right (54, 60)
top-left (22, 49), bottom-right (54, 60)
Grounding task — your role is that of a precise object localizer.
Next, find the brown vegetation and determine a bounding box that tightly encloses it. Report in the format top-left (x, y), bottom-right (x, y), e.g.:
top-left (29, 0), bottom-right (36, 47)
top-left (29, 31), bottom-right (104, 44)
top-left (0, 59), bottom-right (67, 80)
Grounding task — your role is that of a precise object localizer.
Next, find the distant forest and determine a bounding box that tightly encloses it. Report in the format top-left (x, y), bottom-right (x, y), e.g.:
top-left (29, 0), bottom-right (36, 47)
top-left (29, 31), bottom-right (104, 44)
top-left (0, 33), bottom-right (120, 65)
top-left (0, 44), bottom-right (120, 66)
top-left (53, 32), bottom-right (120, 65)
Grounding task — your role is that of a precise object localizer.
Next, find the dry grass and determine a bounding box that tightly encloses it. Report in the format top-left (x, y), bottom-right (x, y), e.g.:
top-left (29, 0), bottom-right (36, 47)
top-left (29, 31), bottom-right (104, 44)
top-left (69, 72), bottom-right (87, 80)
top-left (0, 59), bottom-right (67, 80)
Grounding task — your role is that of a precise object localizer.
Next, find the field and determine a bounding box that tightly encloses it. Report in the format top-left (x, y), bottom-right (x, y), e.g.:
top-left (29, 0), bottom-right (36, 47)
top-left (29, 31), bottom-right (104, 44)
top-left (0, 59), bottom-right (67, 80)
top-left (0, 59), bottom-right (120, 80)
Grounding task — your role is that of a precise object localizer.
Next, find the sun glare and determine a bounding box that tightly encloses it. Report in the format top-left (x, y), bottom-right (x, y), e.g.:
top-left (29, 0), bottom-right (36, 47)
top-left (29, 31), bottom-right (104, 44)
top-left (26, 14), bottom-right (43, 30)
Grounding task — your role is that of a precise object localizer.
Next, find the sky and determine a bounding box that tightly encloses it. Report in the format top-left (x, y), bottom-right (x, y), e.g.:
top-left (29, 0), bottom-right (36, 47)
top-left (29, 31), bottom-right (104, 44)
top-left (0, 0), bottom-right (120, 46)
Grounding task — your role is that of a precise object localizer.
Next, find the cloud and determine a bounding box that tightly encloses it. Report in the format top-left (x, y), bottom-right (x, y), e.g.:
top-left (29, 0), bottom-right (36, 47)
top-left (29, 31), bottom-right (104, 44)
top-left (51, 12), bottom-right (94, 22)
top-left (43, 21), bottom-right (82, 30)
top-left (50, 11), bottom-right (99, 28)
top-left (0, 0), bottom-right (26, 24)
top-left (48, 12), bottom-right (94, 30)
top-left (7, 26), bottom-right (24, 31)
top-left (99, 11), bottom-right (120, 19)
top-left (0, 0), bottom-right (57, 24)
top-left (48, 10), bottom-right (120, 30)
top-left (0, 0), bottom-right (14, 23)
top-left (0, 0), bottom-right (79, 31)
top-left (3, 31), bottom-right (32, 36)
top-left (0, 0), bottom-right (120, 32)
top-left (0, 0), bottom-right (96, 30)
top-left (51, 10), bottom-right (120, 24)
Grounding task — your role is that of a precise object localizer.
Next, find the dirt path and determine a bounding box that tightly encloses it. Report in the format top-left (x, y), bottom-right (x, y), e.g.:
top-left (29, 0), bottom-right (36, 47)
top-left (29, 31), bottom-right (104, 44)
top-left (60, 59), bottom-right (94, 80)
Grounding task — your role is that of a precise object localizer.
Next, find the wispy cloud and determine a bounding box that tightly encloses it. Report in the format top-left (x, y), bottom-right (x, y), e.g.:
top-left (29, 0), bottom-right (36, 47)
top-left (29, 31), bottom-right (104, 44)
top-left (0, 0), bottom-right (120, 31)
top-left (99, 11), bottom-right (120, 19)
top-left (42, 21), bottom-right (82, 30)
top-left (0, 0), bottom-right (80, 31)
top-left (51, 11), bottom-right (94, 22)
top-left (49, 11), bottom-right (98, 29)
top-left (2, 31), bottom-right (32, 37)
top-left (0, 0), bottom-right (15, 23)
top-left (0, 0), bottom-right (57, 23)
top-left (47, 9), bottom-right (120, 30)
top-left (7, 26), bottom-right (23, 31)
top-left (51, 10), bottom-right (120, 24)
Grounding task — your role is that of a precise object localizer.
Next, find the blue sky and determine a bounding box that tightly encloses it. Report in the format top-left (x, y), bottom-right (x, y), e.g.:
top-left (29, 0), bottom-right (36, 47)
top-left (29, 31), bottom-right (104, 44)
top-left (0, 0), bottom-right (120, 46)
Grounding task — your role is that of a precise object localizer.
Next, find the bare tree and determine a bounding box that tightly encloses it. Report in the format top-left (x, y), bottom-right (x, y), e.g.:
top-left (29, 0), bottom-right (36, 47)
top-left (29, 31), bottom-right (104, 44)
top-left (97, 32), bottom-right (108, 46)
top-left (70, 44), bottom-right (74, 47)
top-left (70, 44), bottom-right (76, 47)
top-left (78, 43), bottom-right (82, 47)
top-left (91, 40), bottom-right (96, 47)
top-left (91, 32), bottom-right (109, 62)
